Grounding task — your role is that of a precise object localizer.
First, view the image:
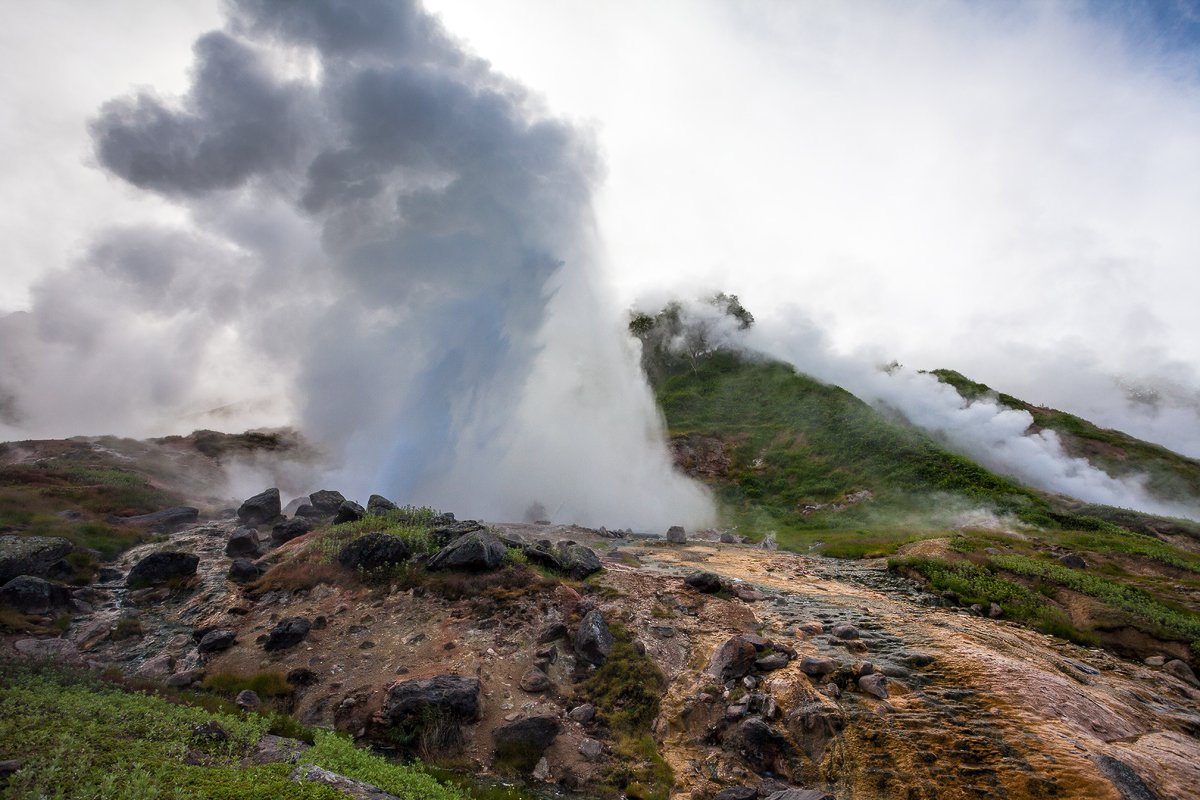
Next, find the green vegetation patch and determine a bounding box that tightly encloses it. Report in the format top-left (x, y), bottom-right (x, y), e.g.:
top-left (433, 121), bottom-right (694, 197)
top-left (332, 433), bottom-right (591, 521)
top-left (0, 664), bottom-right (475, 800)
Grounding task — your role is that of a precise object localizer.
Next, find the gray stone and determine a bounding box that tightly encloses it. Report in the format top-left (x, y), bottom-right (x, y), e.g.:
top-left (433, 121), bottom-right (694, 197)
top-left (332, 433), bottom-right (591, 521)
top-left (494, 716), bottom-right (560, 768)
top-left (334, 501), bottom-right (366, 524)
top-left (367, 494), bottom-right (399, 515)
top-left (134, 652), bottom-right (175, 679)
top-left (428, 530), bottom-right (507, 572)
top-left (291, 764), bottom-right (400, 800)
top-left (714, 789), bottom-right (757, 800)
top-left (225, 528), bottom-right (261, 557)
top-left (1144, 655), bottom-right (1166, 667)
top-left (799, 656), bottom-right (837, 677)
top-left (684, 571), bottom-right (723, 594)
top-left (707, 636), bottom-right (758, 682)
top-left (238, 488), bottom-right (281, 526)
top-left (271, 518), bottom-right (314, 544)
top-left (568, 703), bottom-right (596, 723)
top-left (236, 689), bottom-right (261, 710)
top-left (166, 669), bottom-right (205, 688)
top-left (13, 637), bottom-right (82, 665)
top-left (1165, 659), bottom-right (1200, 687)
top-left (579, 738), bottom-right (604, 761)
top-left (127, 551), bottom-right (199, 588)
top-left (228, 558), bottom-right (264, 583)
top-left (756, 653), bottom-right (790, 671)
top-left (830, 623), bottom-right (860, 640)
top-left (666, 526), bottom-right (687, 543)
top-left (1057, 553), bottom-right (1087, 570)
top-left (338, 533), bottom-right (410, 572)
top-left (264, 617), bottom-right (311, 651)
top-left (0, 575), bottom-right (72, 613)
top-left (858, 673), bottom-right (889, 699)
top-left (0, 535), bottom-right (73, 584)
top-left (555, 543), bottom-right (602, 579)
top-left (719, 532), bottom-right (739, 544)
top-left (198, 629), bottom-right (237, 654)
top-left (307, 490), bottom-right (347, 517)
top-left (574, 609), bottom-right (614, 665)
top-left (519, 667), bottom-right (552, 693)
top-left (384, 675), bottom-right (482, 726)
top-left (764, 791), bottom-right (835, 800)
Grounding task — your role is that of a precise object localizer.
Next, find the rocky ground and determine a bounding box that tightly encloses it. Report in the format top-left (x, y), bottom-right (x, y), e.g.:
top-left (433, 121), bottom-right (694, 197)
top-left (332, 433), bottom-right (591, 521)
top-left (4, 494), bottom-right (1199, 799)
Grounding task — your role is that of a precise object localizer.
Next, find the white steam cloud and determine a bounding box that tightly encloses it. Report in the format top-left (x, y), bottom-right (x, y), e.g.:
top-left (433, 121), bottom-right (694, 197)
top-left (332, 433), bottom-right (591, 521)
top-left (0, 0), bottom-right (712, 530)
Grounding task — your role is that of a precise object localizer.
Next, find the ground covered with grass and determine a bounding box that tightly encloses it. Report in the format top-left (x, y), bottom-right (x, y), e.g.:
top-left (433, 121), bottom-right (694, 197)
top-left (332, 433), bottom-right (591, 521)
top-left (0, 664), bottom-right (479, 800)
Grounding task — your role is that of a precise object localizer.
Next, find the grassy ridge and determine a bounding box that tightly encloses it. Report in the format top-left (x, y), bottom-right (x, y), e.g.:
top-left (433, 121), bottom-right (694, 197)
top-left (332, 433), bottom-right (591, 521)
top-left (656, 352), bottom-right (1047, 533)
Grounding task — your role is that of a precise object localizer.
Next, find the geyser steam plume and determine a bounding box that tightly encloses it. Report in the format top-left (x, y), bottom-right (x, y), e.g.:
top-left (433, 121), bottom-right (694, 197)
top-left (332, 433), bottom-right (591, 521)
top-left (0, 0), bottom-right (713, 529)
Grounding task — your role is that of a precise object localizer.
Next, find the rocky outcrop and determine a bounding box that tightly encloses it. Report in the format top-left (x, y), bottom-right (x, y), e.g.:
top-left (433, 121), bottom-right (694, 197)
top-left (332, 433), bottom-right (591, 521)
top-left (574, 609), bottom-right (614, 665)
top-left (707, 636), bottom-right (758, 682)
top-left (556, 543), bottom-right (602, 579)
top-left (0, 575), bottom-right (73, 613)
top-left (271, 518), bottom-right (313, 544)
top-left (291, 764), bottom-right (400, 800)
top-left (334, 501), bottom-right (366, 524)
top-left (430, 520), bottom-right (485, 547)
top-left (685, 571), bottom-right (724, 593)
top-left (494, 716), bottom-right (560, 770)
top-left (338, 533), bottom-right (410, 572)
top-left (264, 617), bottom-right (311, 651)
top-left (307, 490), bottom-right (347, 517)
top-left (726, 716), bottom-right (794, 775)
top-left (238, 488), bottom-right (281, 526)
top-left (0, 535), bottom-right (73, 584)
top-left (367, 494), bottom-right (398, 515)
top-left (384, 675), bottom-right (482, 728)
top-left (127, 551), bottom-right (199, 588)
top-left (428, 530), bottom-right (506, 572)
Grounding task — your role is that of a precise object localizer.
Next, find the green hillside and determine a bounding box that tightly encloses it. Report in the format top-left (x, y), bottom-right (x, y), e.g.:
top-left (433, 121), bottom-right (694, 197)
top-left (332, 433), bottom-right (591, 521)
top-left (931, 368), bottom-right (1200, 503)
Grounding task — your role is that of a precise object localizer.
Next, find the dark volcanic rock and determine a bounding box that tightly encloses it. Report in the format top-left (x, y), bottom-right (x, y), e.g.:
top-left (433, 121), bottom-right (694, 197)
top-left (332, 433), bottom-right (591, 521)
top-left (0, 575), bottom-right (73, 613)
top-left (338, 533), bottom-right (410, 572)
top-left (714, 788), bottom-right (758, 800)
top-left (198, 629), bottom-right (237, 654)
top-left (228, 558), bottom-right (264, 583)
top-left (519, 667), bottom-right (552, 693)
top-left (272, 518), bottom-right (314, 544)
top-left (786, 702), bottom-right (844, 762)
top-left (726, 716), bottom-right (792, 774)
top-left (1057, 553), bottom-right (1088, 570)
top-left (574, 609), bottom-right (614, 665)
top-left (225, 528), bottom-right (261, 557)
top-left (127, 551), bottom-right (199, 588)
top-left (0, 535), bottom-right (73, 584)
top-left (756, 653), bottom-right (790, 671)
top-left (367, 494), bottom-right (398, 515)
top-left (494, 716), bottom-right (560, 769)
top-left (858, 673), bottom-right (889, 699)
top-left (685, 571), bottom-right (723, 593)
top-left (666, 525), bottom-right (687, 543)
top-left (290, 764), bottom-right (399, 800)
top-left (1091, 755), bottom-right (1161, 800)
top-left (264, 617), bottom-right (311, 651)
top-left (308, 490), bottom-right (346, 517)
top-left (119, 506), bottom-right (199, 531)
top-left (763, 790), bottom-right (834, 800)
top-left (428, 530), bottom-right (506, 572)
top-left (430, 520), bottom-right (485, 546)
top-left (556, 543), bottom-right (602, 579)
top-left (334, 501), bottom-right (366, 524)
top-left (384, 675), bottom-right (482, 726)
top-left (238, 488), bottom-right (281, 526)
top-left (707, 636), bottom-right (758, 682)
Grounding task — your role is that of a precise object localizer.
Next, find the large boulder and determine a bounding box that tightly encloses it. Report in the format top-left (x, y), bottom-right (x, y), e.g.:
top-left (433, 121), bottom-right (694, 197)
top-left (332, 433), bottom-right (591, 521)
top-left (556, 543), bottom-right (602, 579)
top-left (574, 609), bottom-right (614, 665)
top-left (384, 675), bottom-right (482, 727)
top-left (308, 490), bottom-right (347, 517)
top-left (493, 716), bottom-right (560, 771)
top-left (707, 636), bottom-right (758, 682)
top-left (198, 629), bottom-right (237, 654)
top-left (726, 716), bottom-right (793, 774)
top-left (666, 526), bottom-right (687, 543)
top-left (334, 501), bottom-right (366, 524)
top-left (338, 533), bottom-right (410, 572)
top-left (127, 551), bottom-right (199, 588)
top-left (429, 520), bottom-right (485, 547)
top-left (0, 575), bottom-right (73, 614)
top-left (0, 536), bottom-right (73, 584)
top-left (428, 530), bottom-right (506, 572)
top-left (238, 489), bottom-right (281, 526)
top-left (118, 507), bottom-right (198, 532)
top-left (714, 789), bottom-right (757, 800)
top-left (764, 791), bottom-right (834, 800)
top-left (685, 571), bottom-right (723, 594)
top-left (264, 617), bottom-right (312, 651)
top-left (225, 528), bottom-right (261, 557)
top-left (367, 494), bottom-right (398, 515)
top-left (272, 518), bottom-right (314, 545)
top-left (228, 558), bottom-right (264, 583)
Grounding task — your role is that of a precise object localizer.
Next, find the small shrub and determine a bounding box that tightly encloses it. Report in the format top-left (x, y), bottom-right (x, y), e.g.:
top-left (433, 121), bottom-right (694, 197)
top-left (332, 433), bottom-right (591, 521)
top-left (111, 617), bottom-right (144, 641)
top-left (202, 670), bottom-right (294, 699)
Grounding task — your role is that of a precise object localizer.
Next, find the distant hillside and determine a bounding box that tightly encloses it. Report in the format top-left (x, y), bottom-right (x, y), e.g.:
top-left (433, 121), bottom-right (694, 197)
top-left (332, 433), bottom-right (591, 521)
top-left (931, 369), bottom-right (1200, 505)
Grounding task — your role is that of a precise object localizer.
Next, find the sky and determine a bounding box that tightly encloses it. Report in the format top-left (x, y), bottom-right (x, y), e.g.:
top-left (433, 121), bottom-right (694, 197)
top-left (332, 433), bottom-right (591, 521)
top-left (1, 0), bottom-right (1199, 517)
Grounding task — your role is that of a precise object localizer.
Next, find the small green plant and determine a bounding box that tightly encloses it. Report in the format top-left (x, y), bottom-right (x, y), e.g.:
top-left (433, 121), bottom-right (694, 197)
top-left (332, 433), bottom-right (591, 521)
top-left (202, 670), bottom-right (294, 699)
top-left (111, 617), bottom-right (144, 641)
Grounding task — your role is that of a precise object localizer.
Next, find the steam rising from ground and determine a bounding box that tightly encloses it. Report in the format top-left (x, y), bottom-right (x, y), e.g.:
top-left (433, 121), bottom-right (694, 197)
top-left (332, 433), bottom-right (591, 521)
top-left (0, 0), bottom-right (712, 529)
